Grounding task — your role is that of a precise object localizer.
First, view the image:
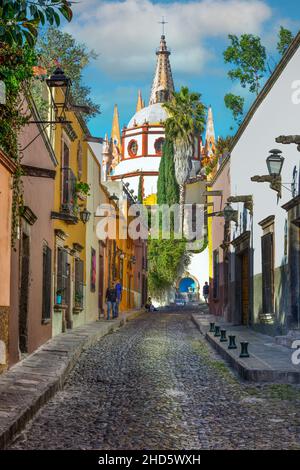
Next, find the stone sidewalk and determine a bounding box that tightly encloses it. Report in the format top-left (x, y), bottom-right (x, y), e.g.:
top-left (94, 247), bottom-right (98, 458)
top-left (0, 309), bottom-right (142, 449)
top-left (192, 310), bottom-right (300, 384)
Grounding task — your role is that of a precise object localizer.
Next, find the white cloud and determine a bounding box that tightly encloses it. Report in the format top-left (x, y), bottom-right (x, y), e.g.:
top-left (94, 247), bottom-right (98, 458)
top-left (65, 0), bottom-right (273, 78)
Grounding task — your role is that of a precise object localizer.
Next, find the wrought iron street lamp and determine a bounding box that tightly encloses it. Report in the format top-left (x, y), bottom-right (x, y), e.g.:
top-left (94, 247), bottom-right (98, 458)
top-left (80, 208), bottom-right (91, 224)
top-left (46, 67), bottom-right (71, 116)
top-left (251, 148), bottom-right (284, 199)
top-left (266, 149), bottom-right (284, 177)
top-left (223, 203), bottom-right (238, 223)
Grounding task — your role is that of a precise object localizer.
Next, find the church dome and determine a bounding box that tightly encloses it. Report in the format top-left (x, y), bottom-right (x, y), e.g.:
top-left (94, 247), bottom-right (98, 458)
top-left (128, 103), bottom-right (168, 128)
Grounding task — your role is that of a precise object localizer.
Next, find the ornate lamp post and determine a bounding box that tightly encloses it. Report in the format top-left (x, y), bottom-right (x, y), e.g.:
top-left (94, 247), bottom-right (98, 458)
top-left (79, 208), bottom-right (91, 224)
top-left (46, 67), bottom-right (72, 118)
top-left (251, 148), bottom-right (284, 199)
top-left (266, 149), bottom-right (285, 177)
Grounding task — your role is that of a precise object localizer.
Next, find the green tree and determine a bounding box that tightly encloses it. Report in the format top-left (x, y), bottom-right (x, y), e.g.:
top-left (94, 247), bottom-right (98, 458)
top-left (148, 236), bottom-right (190, 301)
top-left (277, 26), bottom-right (294, 56)
top-left (163, 86), bottom-right (206, 224)
top-left (223, 34), bottom-right (267, 95)
top-left (216, 135), bottom-right (233, 158)
top-left (0, 0), bottom-right (72, 46)
top-left (137, 175), bottom-right (143, 204)
top-left (157, 138), bottom-right (179, 206)
top-left (157, 151), bottom-right (166, 205)
top-left (33, 27), bottom-right (100, 119)
top-left (224, 93), bottom-right (244, 124)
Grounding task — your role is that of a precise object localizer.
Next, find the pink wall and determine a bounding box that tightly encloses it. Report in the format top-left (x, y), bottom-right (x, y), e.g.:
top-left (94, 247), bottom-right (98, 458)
top-left (0, 163), bottom-right (12, 307)
top-left (9, 116), bottom-right (56, 365)
top-left (210, 159), bottom-right (231, 317)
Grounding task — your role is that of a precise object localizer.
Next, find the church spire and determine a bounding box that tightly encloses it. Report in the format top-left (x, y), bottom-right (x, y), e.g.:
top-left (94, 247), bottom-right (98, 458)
top-left (205, 106), bottom-right (215, 143)
top-left (149, 34), bottom-right (175, 105)
top-left (205, 106), bottom-right (216, 158)
top-left (136, 90), bottom-right (144, 112)
top-left (111, 104), bottom-right (121, 148)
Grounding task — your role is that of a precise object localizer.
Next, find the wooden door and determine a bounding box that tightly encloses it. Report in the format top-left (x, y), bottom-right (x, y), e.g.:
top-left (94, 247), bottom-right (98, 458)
top-left (241, 251), bottom-right (249, 325)
top-left (65, 262), bottom-right (72, 329)
top-left (19, 233), bottom-right (30, 353)
top-left (99, 243), bottom-right (104, 315)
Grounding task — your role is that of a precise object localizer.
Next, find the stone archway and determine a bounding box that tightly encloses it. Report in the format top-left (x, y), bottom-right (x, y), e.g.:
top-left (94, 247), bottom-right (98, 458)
top-left (176, 272), bottom-right (200, 302)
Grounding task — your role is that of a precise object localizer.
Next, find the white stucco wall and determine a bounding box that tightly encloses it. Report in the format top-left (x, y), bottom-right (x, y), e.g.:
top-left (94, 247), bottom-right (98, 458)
top-left (230, 44), bottom-right (300, 276)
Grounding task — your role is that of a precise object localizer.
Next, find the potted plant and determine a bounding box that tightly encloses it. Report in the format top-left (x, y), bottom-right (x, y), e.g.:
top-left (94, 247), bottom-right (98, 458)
top-left (56, 288), bottom-right (65, 305)
top-left (75, 291), bottom-right (83, 308)
top-left (75, 182), bottom-right (90, 201)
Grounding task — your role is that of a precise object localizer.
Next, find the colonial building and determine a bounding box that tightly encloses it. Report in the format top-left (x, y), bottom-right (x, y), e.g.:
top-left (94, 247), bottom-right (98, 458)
top-left (209, 31), bottom-right (300, 338)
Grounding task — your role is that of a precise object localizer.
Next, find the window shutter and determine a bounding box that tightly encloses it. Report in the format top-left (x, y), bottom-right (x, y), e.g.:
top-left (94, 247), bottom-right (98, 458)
top-left (42, 246), bottom-right (52, 319)
top-left (262, 233), bottom-right (274, 313)
top-left (75, 258), bottom-right (84, 308)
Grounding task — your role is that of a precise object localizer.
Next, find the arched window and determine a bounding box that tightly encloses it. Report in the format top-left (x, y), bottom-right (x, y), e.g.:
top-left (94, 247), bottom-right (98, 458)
top-left (128, 140), bottom-right (138, 157)
top-left (154, 137), bottom-right (165, 155)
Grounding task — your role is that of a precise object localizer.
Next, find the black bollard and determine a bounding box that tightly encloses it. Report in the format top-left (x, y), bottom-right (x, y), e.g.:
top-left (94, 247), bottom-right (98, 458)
top-left (240, 341), bottom-right (250, 358)
top-left (214, 325), bottom-right (221, 337)
top-left (209, 322), bottom-right (215, 333)
top-left (220, 329), bottom-right (227, 342)
top-left (228, 335), bottom-right (237, 349)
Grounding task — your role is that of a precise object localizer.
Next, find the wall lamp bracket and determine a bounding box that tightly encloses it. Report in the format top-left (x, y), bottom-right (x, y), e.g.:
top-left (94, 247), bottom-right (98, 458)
top-left (251, 175), bottom-right (282, 199)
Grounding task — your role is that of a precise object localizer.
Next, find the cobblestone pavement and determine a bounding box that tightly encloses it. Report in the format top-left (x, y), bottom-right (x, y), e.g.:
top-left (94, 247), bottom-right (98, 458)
top-left (9, 311), bottom-right (300, 450)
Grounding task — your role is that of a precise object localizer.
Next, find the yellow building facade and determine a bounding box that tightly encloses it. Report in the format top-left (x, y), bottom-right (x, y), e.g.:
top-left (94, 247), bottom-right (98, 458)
top-left (51, 87), bottom-right (89, 335)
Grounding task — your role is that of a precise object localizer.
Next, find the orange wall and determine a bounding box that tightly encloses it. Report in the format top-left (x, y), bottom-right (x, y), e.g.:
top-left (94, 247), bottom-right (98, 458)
top-left (0, 163), bottom-right (12, 307)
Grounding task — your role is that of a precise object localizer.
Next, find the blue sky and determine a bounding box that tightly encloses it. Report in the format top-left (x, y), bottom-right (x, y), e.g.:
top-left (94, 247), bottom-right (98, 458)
top-left (64, 0), bottom-right (300, 140)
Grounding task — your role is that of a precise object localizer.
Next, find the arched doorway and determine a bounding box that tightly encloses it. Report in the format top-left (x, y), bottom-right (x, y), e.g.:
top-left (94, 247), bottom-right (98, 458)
top-left (176, 273), bottom-right (200, 303)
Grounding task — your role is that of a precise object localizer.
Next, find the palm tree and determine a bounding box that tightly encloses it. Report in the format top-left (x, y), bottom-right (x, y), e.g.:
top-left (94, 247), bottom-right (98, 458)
top-left (163, 86), bottom-right (206, 232)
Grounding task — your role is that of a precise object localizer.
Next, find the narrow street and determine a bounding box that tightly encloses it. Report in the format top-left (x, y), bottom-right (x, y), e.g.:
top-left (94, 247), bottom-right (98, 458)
top-left (9, 311), bottom-right (300, 450)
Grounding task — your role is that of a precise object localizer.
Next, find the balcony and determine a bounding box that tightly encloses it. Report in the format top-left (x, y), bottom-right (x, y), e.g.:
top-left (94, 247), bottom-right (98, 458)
top-left (51, 167), bottom-right (78, 224)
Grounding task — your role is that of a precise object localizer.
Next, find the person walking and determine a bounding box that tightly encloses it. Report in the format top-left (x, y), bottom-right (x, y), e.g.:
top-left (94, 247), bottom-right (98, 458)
top-left (115, 280), bottom-right (122, 318)
top-left (203, 282), bottom-right (209, 304)
top-left (106, 282), bottom-right (117, 320)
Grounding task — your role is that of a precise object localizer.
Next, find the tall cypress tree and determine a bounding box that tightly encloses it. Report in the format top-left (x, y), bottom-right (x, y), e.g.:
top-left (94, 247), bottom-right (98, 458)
top-left (157, 149), bottom-right (166, 205)
top-left (138, 175), bottom-right (143, 204)
top-left (164, 139), bottom-right (179, 205)
top-left (157, 138), bottom-right (179, 205)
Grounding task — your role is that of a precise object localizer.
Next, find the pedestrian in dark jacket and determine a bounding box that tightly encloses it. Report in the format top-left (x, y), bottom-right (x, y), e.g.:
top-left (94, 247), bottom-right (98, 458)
top-left (106, 282), bottom-right (117, 320)
top-left (203, 282), bottom-right (209, 304)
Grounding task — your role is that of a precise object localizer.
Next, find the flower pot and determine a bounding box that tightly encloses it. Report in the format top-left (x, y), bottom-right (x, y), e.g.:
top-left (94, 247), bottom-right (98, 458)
top-left (76, 191), bottom-right (87, 201)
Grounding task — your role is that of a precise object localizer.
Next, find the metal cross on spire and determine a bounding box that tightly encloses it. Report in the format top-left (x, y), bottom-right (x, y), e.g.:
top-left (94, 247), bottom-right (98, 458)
top-left (158, 16), bottom-right (168, 36)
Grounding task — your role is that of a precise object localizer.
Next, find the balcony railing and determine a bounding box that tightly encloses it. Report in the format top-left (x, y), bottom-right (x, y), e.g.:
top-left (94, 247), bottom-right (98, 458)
top-left (61, 167), bottom-right (77, 216)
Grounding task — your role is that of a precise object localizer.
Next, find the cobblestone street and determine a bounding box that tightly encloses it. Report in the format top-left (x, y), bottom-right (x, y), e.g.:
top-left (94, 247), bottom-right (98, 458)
top-left (9, 312), bottom-right (300, 450)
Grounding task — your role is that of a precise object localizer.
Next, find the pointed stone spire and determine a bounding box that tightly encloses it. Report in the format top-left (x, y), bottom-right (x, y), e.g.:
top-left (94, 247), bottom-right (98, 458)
top-left (136, 90), bottom-right (144, 112)
top-left (205, 106), bottom-right (215, 143)
top-left (149, 35), bottom-right (175, 105)
top-left (205, 106), bottom-right (216, 158)
top-left (102, 133), bottom-right (113, 182)
top-left (111, 104), bottom-right (121, 149)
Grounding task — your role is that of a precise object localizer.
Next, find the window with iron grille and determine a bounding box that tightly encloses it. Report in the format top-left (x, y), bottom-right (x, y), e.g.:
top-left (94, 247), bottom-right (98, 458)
top-left (261, 232), bottom-right (274, 313)
top-left (213, 249), bottom-right (219, 299)
top-left (75, 258), bottom-right (84, 309)
top-left (42, 245), bottom-right (52, 320)
top-left (57, 247), bottom-right (68, 304)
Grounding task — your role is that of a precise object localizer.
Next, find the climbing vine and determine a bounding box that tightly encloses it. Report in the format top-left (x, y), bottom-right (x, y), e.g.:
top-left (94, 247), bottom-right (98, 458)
top-left (0, 44), bottom-right (37, 244)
